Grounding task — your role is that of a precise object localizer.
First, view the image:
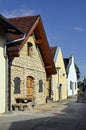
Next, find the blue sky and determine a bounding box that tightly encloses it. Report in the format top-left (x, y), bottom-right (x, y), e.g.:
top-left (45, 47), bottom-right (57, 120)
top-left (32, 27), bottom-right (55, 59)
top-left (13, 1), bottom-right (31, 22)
top-left (0, 0), bottom-right (86, 81)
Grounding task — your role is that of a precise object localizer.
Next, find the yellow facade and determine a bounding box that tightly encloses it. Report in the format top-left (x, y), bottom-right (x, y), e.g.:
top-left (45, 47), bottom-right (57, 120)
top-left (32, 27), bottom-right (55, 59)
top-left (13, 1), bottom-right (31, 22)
top-left (52, 47), bottom-right (67, 101)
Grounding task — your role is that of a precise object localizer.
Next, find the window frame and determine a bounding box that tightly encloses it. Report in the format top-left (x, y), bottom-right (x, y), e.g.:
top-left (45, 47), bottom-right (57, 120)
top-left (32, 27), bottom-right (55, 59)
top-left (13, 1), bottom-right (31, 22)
top-left (27, 42), bottom-right (33, 56)
top-left (39, 80), bottom-right (43, 93)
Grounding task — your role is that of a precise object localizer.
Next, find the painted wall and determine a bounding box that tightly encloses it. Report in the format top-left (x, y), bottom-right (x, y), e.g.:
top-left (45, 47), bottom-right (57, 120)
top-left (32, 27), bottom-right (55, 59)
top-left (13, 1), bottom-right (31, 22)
top-left (10, 35), bottom-right (46, 107)
top-left (0, 28), bottom-right (6, 113)
top-left (51, 47), bottom-right (67, 101)
top-left (67, 56), bottom-right (77, 96)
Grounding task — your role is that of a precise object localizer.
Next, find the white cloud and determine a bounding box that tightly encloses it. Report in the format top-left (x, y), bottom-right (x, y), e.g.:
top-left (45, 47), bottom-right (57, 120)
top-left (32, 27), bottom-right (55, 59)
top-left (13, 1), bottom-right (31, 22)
top-left (2, 9), bottom-right (37, 18)
top-left (73, 26), bottom-right (84, 32)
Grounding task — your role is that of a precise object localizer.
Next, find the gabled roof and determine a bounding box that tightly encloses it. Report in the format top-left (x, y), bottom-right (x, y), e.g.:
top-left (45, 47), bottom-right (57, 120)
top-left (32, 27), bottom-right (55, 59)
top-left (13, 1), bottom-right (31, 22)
top-left (64, 58), bottom-right (69, 70)
top-left (64, 57), bottom-right (73, 75)
top-left (0, 14), bottom-right (24, 35)
top-left (7, 15), bottom-right (57, 75)
top-left (7, 15), bottom-right (38, 41)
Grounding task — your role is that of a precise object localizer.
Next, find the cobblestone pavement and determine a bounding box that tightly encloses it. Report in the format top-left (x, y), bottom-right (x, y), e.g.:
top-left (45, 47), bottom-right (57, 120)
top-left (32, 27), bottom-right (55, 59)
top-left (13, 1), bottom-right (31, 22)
top-left (0, 97), bottom-right (86, 130)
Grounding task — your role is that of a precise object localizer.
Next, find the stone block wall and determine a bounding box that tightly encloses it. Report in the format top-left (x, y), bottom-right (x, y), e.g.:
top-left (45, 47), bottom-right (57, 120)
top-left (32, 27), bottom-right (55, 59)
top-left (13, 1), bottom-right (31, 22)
top-left (10, 35), bottom-right (46, 106)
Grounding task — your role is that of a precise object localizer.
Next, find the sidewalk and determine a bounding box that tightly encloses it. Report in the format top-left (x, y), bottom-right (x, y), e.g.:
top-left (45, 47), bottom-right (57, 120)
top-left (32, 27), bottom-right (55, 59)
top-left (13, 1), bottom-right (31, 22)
top-left (29, 96), bottom-right (76, 113)
top-left (0, 96), bottom-right (86, 130)
top-left (0, 96), bottom-right (76, 116)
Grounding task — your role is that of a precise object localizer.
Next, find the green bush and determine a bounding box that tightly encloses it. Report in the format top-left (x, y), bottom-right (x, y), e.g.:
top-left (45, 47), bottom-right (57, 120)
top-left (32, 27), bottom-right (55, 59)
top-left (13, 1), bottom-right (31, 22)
top-left (77, 89), bottom-right (83, 94)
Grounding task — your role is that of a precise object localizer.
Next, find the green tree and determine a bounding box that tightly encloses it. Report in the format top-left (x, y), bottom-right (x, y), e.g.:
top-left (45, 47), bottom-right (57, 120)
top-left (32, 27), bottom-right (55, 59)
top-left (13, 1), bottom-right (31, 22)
top-left (75, 64), bottom-right (80, 80)
top-left (78, 81), bottom-right (83, 88)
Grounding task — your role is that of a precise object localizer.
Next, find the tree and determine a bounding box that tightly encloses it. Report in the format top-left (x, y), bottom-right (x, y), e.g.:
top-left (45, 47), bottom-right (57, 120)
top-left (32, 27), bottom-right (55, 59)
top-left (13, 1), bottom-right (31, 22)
top-left (75, 64), bottom-right (80, 80)
top-left (78, 81), bottom-right (83, 88)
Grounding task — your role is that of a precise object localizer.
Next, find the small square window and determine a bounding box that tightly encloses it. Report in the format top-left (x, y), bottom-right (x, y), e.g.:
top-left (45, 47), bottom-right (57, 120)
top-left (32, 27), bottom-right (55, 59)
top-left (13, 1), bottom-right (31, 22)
top-left (27, 42), bottom-right (33, 56)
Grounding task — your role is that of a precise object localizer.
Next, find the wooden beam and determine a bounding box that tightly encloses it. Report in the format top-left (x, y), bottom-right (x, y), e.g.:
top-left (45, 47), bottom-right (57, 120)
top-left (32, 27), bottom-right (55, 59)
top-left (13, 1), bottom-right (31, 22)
top-left (35, 39), bottom-right (43, 44)
top-left (45, 65), bottom-right (52, 69)
top-left (6, 30), bottom-right (20, 34)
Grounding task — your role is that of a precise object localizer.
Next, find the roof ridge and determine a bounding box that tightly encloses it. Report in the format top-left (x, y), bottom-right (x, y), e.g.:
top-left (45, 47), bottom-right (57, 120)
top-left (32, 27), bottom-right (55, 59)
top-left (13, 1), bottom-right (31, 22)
top-left (8, 15), bottom-right (40, 20)
top-left (50, 46), bottom-right (57, 49)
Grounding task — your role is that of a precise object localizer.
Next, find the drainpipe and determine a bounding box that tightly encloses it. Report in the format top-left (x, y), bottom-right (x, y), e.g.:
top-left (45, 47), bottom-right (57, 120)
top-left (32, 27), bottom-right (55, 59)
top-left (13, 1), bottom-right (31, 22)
top-left (3, 43), bottom-right (10, 112)
top-left (4, 33), bottom-right (26, 112)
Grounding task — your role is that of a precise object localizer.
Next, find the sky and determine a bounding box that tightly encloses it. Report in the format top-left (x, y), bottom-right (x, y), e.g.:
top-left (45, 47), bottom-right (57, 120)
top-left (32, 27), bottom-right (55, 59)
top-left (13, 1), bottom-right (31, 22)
top-left (0, 0), bottom-right (86, 81)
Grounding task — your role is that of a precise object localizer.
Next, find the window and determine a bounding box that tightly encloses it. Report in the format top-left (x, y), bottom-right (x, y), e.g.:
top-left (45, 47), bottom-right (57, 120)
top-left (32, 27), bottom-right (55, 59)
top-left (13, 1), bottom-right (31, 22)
top-left (39, 80), bottom-right (43, 92)
top-left (75, 82), bottom-right (77, 90)
top-left (70, 81), bottom-right (72, 90)
top-left (14, 77), bottom-right (21, 94)
top-left (27, 42), bottom-right (33, 56)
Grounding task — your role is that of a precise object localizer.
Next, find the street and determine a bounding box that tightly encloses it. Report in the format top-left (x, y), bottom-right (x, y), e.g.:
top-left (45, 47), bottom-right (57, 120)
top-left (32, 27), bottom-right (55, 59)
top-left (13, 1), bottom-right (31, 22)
top-left (0, 97), bottom-right (86, 130)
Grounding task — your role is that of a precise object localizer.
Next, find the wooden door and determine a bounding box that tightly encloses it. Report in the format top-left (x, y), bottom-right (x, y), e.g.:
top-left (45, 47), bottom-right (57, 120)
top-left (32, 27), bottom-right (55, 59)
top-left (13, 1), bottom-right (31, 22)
top-left (26, 77), bottom-right (33, 97)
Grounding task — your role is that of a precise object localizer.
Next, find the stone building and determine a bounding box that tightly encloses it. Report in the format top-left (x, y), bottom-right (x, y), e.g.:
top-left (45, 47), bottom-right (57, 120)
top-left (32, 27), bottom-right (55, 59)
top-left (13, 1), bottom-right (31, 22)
top-left (7, 15), bottom-right (56, 110)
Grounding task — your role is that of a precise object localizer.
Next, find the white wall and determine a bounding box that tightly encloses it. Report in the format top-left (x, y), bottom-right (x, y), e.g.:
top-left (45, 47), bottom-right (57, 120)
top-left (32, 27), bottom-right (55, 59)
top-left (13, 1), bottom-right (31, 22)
top-left (67, 56), bottom-right (77, 96)
top-left (0, 29), bottom-right (6, 113)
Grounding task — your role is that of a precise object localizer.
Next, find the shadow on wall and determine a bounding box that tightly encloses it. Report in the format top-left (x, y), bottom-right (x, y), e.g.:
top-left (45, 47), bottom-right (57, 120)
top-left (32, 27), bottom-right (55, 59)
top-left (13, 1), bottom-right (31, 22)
top-left (14, 77), bottom-right (21, 94)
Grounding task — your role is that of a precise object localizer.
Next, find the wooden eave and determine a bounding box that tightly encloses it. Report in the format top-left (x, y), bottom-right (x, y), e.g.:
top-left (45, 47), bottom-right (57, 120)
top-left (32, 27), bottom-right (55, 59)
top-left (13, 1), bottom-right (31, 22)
top-left (18, 16), bottom-right (40, 52)
top-left (8, 49), bottom-right (19, 57)
top-left (35, 39), bottom-right (43, 44)
top-left (33, 17), bottom-right (57, 75)
top-left (45, 66), bottom-right (52, 69)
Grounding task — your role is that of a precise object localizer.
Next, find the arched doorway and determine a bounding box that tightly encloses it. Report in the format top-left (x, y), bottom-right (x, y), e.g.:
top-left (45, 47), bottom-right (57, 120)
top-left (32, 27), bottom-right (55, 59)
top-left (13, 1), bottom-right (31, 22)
top-left (26, 76), bottom-right (34, 97)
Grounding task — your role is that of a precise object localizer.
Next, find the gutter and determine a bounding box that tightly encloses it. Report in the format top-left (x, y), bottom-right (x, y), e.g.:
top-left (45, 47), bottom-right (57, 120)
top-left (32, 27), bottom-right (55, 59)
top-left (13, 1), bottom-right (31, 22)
top-left (6, 34), bottom-right (26, 45)
top-left (4, 33), bottom-right (26, 57)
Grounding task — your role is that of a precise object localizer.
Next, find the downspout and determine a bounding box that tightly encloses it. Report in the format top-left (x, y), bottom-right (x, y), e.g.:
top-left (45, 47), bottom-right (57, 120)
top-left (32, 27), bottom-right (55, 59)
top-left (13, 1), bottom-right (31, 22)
top-left (4, 33), bottom-right (26, 112)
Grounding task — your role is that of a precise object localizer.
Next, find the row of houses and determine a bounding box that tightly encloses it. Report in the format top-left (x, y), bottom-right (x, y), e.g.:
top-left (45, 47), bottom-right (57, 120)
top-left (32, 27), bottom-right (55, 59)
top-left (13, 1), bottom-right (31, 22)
top-left (0, 14), bottom-right (78, 113)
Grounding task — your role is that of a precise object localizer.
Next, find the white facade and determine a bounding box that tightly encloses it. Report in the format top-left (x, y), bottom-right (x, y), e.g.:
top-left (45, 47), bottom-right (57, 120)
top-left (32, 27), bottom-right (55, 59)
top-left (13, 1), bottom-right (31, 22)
top-left (67, 56), bottom-right (77, 96)
top-left (0, 28), bottom-right (6, 113)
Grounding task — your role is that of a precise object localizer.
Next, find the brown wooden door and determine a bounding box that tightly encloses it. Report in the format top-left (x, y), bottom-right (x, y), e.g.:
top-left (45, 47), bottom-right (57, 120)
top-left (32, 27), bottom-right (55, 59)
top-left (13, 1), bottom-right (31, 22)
top-left (26, 77), bottom-right (33, 97)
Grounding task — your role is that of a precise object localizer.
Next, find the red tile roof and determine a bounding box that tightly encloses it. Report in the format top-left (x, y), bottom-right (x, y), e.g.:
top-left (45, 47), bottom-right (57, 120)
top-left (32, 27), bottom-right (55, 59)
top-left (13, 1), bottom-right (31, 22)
top-left (7, 15), bottom-right (57, 75)
top-left (7, 15), bottom-right (39, 41)
top-left (0, 13), bottom-right (24, 35)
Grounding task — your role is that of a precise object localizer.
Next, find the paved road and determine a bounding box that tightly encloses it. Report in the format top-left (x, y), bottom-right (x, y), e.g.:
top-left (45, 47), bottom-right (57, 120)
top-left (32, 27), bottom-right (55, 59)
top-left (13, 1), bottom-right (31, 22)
top-left (0, 97), bottom-right (86, 130)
